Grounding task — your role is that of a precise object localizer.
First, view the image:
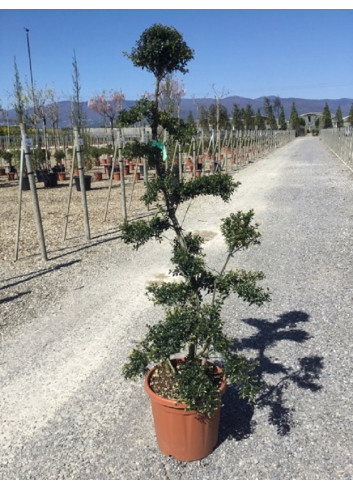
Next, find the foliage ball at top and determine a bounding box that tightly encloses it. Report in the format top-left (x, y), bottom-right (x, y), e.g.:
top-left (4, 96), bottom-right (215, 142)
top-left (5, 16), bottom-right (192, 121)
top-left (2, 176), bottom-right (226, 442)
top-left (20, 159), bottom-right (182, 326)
top-left (124, 24), bottom-right (194, 81)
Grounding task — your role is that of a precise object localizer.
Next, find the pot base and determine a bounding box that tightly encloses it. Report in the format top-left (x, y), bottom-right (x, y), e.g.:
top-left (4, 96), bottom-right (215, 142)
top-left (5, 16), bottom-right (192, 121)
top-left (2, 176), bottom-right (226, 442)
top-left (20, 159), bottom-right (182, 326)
top-left (145, 363), bottom-right (226, 461)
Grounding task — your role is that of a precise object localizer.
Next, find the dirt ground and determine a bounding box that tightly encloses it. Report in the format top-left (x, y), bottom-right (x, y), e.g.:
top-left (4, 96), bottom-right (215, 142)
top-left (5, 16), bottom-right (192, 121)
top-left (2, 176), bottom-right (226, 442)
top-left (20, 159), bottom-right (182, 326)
top-left (0, 167), bottom-right (149, 263)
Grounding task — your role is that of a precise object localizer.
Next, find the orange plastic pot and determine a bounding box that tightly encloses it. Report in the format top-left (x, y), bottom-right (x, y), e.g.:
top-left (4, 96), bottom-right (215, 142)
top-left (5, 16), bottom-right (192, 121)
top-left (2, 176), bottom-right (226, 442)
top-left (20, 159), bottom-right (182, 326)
top-left (144, 363), bottom-right (226, 461)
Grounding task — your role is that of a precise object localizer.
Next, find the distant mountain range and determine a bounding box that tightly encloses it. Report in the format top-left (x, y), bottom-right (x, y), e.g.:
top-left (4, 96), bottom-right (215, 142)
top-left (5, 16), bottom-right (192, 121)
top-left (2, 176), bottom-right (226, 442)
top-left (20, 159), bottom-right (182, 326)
top-left (2, 95), bottom-right (352, 128)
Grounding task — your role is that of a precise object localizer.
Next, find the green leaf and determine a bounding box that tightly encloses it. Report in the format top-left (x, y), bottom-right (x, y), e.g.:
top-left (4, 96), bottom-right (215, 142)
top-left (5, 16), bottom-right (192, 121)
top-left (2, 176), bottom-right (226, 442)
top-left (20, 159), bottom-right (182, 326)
top-left (221, 210), bottom-right (262, 254)
top-left (120, 216), bottom-right (170, 249)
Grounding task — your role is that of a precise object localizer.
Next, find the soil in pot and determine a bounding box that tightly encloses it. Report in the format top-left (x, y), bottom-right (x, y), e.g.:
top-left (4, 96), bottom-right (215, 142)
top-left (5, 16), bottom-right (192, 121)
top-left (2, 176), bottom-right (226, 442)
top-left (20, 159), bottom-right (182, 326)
top-left (145, 360), bottom-right (226, 461)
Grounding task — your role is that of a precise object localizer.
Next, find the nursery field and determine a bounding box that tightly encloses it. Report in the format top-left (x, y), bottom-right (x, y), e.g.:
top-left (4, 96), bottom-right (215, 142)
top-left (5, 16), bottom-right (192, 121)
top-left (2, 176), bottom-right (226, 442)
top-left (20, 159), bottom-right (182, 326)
top-left (0, 168), bottom-right (148, 263)
top-left (0, 129), bottom-right (297, 265)
top-left (1, 136), bottom-right (352, 479)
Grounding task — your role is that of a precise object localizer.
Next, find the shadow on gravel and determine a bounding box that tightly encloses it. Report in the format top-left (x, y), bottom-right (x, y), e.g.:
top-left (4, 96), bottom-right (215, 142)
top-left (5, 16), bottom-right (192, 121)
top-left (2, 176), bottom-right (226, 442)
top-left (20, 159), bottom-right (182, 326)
top-left (0, 259), bottom-right (81, 290)
top-left (219, 311), bottom-right (324, 443)
top-left (0, 290), bottom-right (31, 305)
top-left (50, 210), bottom-right (158, 261)
top-left (218, 385), bottom-right (255, 444)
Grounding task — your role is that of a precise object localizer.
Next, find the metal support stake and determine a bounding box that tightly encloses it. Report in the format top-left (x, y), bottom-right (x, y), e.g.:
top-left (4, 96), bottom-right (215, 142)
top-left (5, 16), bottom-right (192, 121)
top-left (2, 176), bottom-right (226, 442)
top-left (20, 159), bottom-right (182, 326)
top-left (118, 129), bottom-right (127, 221)
top-left (14, 144), bottom-right (25, 261)
top-left (63, 146), bottom-right (76, 241)
top-left (103, 136), bottom-right (119, 222)
top-left (178, 142), bottom-right (183, 182)
top-left (74, 126), bottom-right (90, 241)
top-left (192, 138), bottom-right (196, 178)
top-left (18, 123), bottom-right (47, 261)
top-left (119, 148), bottom-right (127, 222)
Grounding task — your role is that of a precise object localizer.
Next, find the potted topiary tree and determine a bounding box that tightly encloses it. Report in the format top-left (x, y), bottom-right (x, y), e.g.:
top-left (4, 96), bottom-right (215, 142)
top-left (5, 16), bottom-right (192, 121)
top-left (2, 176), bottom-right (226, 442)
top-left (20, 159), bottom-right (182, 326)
top-left (0, 150), bottom-right (15, 179)
top-left (119, 24), bottom-right (271, 462)
top-left (0, 149), bottom-right (9, 175)
top-left (53, 149), bottom-right (66, 181)
top-left (87, 146), bottom-right (102, 181)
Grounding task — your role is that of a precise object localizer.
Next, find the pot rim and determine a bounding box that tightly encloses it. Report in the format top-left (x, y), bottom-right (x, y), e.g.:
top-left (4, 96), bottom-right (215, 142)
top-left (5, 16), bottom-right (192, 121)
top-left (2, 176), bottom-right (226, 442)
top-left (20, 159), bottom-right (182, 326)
top-left (144, 360), bottom-right (226, 410)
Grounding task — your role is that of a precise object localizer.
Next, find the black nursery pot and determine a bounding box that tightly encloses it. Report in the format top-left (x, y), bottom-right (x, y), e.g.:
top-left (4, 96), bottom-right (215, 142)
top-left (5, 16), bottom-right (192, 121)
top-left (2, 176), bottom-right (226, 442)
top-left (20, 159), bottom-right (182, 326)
top-left (74, 175), bottom-right (92, 192)
top-left (39, 170), bottom-right (58, 188)
top-left (21, 176), bottom-right (30, 191)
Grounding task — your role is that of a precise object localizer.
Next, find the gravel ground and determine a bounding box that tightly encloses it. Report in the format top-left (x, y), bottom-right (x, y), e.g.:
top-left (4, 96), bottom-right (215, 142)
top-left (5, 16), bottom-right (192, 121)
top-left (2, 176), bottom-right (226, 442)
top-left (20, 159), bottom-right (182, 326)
top-left (0, 136), bottom-right (352, 480)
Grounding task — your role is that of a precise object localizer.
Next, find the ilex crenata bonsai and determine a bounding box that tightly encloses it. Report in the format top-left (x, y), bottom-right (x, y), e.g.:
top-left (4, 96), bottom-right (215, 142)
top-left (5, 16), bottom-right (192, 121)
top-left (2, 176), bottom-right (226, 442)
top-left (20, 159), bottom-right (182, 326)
top-left (120, 24), bottom-right (271, 417)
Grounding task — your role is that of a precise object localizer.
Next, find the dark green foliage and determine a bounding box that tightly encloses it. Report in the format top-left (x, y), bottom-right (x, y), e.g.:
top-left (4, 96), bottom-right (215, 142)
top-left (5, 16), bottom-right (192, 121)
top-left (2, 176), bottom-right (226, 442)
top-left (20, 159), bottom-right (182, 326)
top-left (254, 110), bottom-right (265, 130)
top-left (120, 216), bottom-right (170, 250)
top-left (118, 97), bottom-right (155, 127)
top-left (263, 97), bottom-right (278, 130)
top-left (121, 24), bottom-right (271, 417)
top-left (278, 108), bottom-right (287, 130)
top-left (216, 270), bottom-right (271, 305)
top-left (322, 103), bottom-right (333, 129)
top-left (335, 106), bottom-right (343, 129)
top-left (0, 149), bottom-right (13, 163)
top-left (123, 23), bottom-right (194, 83)
top-left (32, 148), bottom-right (50, 169)
top-left (142, 172), bottom-right (239, 208)
top-left (54, 149), bottom-right (66, 163)
top-left (221, 210), bottom-right (260, 252)
top-left (147, 281), bottom-right (194, 307)
top-left (208, 103), bottom-right (231, 130)
top-left (243, 104), bottom-right (254, 130)
top-left (222, 351), bottom-right (260, 403)
top-left (289, 103), bottom-right (300, 130)
top-left (232, 103), bottom-right (244, 131)
top-left (121, 196), bottom-right (271, 416)
top-left (175, 360), bottom-right (222, 416)
top-left (159, 111), bottom-right (196, 141)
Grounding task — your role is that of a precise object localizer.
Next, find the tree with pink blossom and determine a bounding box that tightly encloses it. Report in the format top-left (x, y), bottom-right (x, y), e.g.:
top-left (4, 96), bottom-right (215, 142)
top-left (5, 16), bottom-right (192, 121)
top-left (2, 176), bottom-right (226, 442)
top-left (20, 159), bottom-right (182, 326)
top-left (88, 90), bottom-right (125, 145)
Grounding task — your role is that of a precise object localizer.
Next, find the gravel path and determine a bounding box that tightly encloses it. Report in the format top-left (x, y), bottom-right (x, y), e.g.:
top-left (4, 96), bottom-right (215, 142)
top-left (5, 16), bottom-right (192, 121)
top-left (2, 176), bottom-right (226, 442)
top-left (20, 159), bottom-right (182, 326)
top-left (0, 136), bottom-right (352, 479)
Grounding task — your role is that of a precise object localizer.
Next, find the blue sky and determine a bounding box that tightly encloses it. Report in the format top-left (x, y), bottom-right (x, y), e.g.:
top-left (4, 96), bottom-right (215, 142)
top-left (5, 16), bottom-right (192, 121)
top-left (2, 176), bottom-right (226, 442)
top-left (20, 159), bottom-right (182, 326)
top-left (1, 6), bottom-right (353, 111)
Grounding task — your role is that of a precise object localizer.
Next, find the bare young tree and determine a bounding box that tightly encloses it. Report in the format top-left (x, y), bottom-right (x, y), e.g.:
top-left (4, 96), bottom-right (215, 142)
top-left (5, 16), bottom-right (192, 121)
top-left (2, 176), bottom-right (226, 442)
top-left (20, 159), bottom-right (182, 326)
top-left (159, 75), bottom-right (186, 118)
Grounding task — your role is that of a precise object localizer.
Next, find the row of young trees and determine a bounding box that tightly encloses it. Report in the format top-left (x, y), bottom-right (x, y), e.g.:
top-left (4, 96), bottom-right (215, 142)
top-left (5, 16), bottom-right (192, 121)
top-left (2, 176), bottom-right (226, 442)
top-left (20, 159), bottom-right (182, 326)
top-left (196, 99), bottom-right (353, 134)
top-left (289, 101), bottom-right (353, 131)
top-left (2, 44), bottom-right (353, 147)
top-left (196, 96), bottom-right (287, 132)
top-left (2, 82), bottom-right (353, 141)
